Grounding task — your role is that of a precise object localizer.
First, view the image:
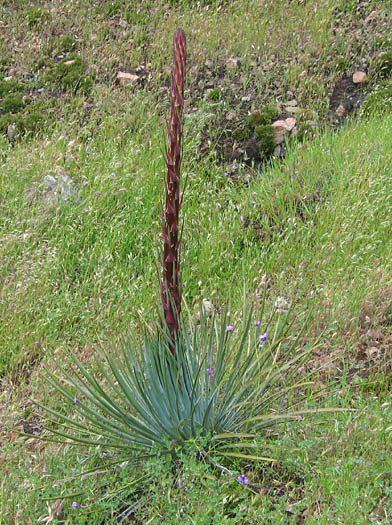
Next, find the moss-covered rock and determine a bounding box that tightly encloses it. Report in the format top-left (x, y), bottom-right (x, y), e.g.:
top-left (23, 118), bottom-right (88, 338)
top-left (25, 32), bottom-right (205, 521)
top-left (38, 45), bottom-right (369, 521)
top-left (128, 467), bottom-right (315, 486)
top-left (246, 105), bottom-right (279, 128)
top-left (0, 77), bottom-right (25, 97)
top-left (0, 97), bottom-right (52, 139)
top-left (233, 125), bottom-right (252, 142)
top-left (0, 114), bottom-right (24, 136)
top-left (43, 53), bottom-right (94, 94)
top-left (254, 124), bottom-right (275, 156)
top-left (2, 94), bottom-right (25, 113)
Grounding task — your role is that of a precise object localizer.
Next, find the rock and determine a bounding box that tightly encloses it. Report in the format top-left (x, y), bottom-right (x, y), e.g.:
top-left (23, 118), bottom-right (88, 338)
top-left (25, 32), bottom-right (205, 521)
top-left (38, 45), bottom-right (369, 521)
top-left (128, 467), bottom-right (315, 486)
top-left (272, 120), bottom-right (290, 144)
top-left (244, 138), bottom-right (259, 159)
top-left (241, 96), bottom-right (251, 102)
top-left (285, 117), bottom-right (296, 131)
top-left (226, 57), bottom-right (240, 70)
top-left (273, 145), bottom-right (282, 156)
top-left (41, 172), bottom-right (78, 205)
top-left (286, 99), bottom-right (298, 106)
top-left (364, 9), bottom-right (378, 24)
top-left (205, 59), bottom-right (213, 68)
top-left (64, 59), bottom-right (76, 66)
top-left (116, 71), bottom-right (139, 86)
top-left (352, 71), bottom-right (367, 84)
top-left (285, 105), bottom-right (300, 113)
top-left (7, 123), bottom-right (18, 140)
top-left (335, 104), bottom-right (347, 117)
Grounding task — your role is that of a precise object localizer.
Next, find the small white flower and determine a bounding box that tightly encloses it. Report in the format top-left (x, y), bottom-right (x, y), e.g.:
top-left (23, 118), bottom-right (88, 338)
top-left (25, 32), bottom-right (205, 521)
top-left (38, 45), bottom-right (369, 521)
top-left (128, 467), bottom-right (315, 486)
top-left (202, 299), bottom-right (213, 314)
top-left (274, 296), bottom-right (289, 312)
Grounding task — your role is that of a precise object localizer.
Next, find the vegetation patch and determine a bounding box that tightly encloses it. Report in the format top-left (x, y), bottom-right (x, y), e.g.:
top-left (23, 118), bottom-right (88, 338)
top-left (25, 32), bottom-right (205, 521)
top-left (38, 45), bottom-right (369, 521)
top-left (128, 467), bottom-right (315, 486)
top-left (1, 93), bottom-right (25, 113)
top-left (27, 7), bottom-right (51, 29)
top-left (43, 35), bottom-right (78, 58)
top-left (42, 53), bottom-right (94, 94)
top-left (1, 1), bottom-right (392, 522)
top-left (360, 79), bottom-right (392, 116)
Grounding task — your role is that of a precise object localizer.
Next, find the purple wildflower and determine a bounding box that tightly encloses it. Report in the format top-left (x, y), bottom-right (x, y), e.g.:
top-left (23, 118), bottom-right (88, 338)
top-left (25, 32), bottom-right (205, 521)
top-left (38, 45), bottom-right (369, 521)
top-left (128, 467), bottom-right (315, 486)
top-left (226, 325), bottom-right (234, 332)
top-left (252, 200), bottom-right (256, 205)
top-left (259, 332), bottom-right (268, 343)
top-left (73, 397), bottom-right (78, 404)
top-left (206, 368), bottom-right (213, 375)
top-left (72, 501), bottom-right (78, 508)
top-left (237, 474), bottom-right (249, 484)
top-left (182, 282), bottom-right (187, 286)
top-left (253, 321), bottom-right (261, 326)
top-left (224, 172), bottom-right (229, 177)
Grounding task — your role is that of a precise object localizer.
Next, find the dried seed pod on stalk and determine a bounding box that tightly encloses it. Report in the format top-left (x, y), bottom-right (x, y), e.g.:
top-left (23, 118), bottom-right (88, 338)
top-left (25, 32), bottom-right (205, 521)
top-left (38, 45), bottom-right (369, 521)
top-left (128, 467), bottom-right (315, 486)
top-left (161, 28), bottom-right (186, 354)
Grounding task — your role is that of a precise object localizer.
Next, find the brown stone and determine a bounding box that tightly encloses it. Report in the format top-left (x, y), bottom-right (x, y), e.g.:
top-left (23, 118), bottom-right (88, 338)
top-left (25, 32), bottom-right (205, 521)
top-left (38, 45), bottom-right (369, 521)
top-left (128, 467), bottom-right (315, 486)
top-left (226, 57), bottom-right (240, 70)
top-left (272, 120), bottom-right (290, 144)
top-left (352, 71), bottom-right (367, 84)
top-left (286, 105), bottom-right (300, 113)
top-left (335, 104), bottom-right (347, 117)
top-left (116, 71), bottom-right (139, 86)
top-left (285, 117), bottom-right (296, 131)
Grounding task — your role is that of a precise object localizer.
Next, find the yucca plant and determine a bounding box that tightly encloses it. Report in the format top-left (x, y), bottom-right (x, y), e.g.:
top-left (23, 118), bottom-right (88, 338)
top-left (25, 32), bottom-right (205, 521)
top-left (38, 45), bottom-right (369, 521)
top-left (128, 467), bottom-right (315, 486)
top-left (31, 29), bottom-right (342, 509)
top-left (38, 302), bottom-right (330, 462)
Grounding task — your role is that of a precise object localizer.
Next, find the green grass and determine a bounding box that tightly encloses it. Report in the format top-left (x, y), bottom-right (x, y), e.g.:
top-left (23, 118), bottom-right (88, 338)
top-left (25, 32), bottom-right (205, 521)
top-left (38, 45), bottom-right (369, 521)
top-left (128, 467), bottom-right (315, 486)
top-left (1, 0), bottom-right (392, 522)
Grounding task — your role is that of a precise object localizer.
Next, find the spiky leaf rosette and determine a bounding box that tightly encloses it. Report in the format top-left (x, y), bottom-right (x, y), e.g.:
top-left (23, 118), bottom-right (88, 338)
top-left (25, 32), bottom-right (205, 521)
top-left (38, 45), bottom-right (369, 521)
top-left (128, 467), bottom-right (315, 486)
top-left (161, 28), bottom-right (186, 354)
top-left (35, 304), bottom-right (342, 465)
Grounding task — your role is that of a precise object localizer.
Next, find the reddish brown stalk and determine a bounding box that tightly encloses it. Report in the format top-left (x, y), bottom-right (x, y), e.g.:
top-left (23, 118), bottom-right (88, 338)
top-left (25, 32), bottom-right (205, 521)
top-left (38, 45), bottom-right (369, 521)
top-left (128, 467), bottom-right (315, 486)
top-left (161, 28), bottom-right (186, 355)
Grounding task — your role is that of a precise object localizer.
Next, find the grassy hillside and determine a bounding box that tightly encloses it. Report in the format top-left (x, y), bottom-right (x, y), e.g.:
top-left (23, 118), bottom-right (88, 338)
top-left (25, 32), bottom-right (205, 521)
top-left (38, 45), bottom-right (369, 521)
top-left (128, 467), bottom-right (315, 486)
top-left (1, 0), bottom-right (391, 522)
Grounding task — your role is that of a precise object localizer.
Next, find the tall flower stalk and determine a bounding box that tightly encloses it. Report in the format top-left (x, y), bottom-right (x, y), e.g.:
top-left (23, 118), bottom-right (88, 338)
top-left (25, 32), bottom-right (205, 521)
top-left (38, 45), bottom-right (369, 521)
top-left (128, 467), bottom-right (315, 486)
top-left (161, 28), bottom-right (186, 354)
